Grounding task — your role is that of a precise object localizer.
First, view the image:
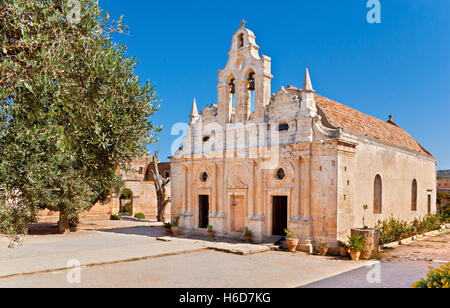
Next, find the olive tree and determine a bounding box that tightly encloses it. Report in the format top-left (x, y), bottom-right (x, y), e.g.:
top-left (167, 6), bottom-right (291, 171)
top-left (0, 0), bottom-right (160, 235)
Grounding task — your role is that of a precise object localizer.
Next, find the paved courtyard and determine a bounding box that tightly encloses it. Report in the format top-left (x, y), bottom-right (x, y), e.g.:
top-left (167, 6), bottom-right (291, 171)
top-left (0, 220), bottom-right (447, 288)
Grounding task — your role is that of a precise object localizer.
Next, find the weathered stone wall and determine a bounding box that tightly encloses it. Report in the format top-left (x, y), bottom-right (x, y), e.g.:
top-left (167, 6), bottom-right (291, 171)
top-left (39, 181), bottom-right (171, 222)
top-left (345, 139), bottom-right (436, 237)
top-left (438, 178), bottom-right (450, 193)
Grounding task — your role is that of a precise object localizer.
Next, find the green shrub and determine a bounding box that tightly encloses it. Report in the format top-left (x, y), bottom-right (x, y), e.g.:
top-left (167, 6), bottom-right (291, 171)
top-left (284, 228), bottom-right (297, 239)
top-left (123, 202), bottom-right (131, 213)
top-left (110, 214), bottom-right (121, 221)
top-left (172, 216), bottom-right (180, 227)
top-left (377, 214), bottom-right (444, 245)
top-left (134, 213), bottom-right (146, 220)
top-left (207, 225), bottom-right (213, 232)
top-left (412, 263), bottom-right (450, 288)
top-left (413, 215), bottom-right (443, 235)
top-left (244, 227), bottom-right (252, 237)
top-left (120, 188), bottom-right (133, 200)
top-left (347, 234), bottom-right (364, 252)
top-left (376, 217), bottom-right (412, 245)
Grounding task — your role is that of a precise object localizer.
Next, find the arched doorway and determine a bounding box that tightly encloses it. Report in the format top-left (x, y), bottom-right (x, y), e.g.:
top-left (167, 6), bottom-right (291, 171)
top-left (120, 188), bottom-right (133, 215)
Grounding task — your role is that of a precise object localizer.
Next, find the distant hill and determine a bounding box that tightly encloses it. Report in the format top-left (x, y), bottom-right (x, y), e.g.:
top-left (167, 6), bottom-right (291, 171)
top-left (438, 170), bottom-right (450, 179)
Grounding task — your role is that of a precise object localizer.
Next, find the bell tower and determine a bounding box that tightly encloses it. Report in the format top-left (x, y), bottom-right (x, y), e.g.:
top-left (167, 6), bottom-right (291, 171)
top-left (217, 21), bottom-right (273, 124)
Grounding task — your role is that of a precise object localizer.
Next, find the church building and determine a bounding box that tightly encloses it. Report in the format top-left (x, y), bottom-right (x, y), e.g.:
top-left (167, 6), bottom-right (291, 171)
top-left (170, 21), bottom-right (437, 250)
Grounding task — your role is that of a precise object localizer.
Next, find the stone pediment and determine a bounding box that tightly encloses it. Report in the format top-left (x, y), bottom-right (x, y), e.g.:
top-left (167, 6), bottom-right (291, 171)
top-left (227, 177), bottom-right (248, 190)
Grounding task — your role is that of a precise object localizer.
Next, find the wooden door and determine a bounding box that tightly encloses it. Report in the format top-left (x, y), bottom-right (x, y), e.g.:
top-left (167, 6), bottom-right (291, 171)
top-left (199, 195), bottom-right (209, 229)
top-left (232, 195), bottom-right (246, 232)
top-left (272, 196), bottom-right (288, 236)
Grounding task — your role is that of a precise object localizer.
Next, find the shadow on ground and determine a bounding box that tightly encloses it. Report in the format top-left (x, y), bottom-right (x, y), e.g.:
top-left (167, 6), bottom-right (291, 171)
top-left (27, 223), bottom-right (78, 235)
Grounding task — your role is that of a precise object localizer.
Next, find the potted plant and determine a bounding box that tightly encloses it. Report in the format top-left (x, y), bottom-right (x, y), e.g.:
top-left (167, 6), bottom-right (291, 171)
top-left (163, 222), bottom-right (172, 235)
top-left (338, 241), bottom-right (348, 257)
top-left (284, 228), bottom-right (299, 252)
top-left (318, 239), bottom-right (329, 256)
top-left (207, 225), bottom-right (214, 238)
top-left (243, 227), bottom-right (252, 243)
top-left (347, 234), bottom-right (365, 261)
top-left (171, 217), bottom-right (180, 236)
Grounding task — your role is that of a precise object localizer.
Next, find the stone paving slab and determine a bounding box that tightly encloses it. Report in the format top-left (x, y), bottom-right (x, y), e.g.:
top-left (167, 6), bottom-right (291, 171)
top-left (0, 231), bottom-right (206, 278)
top-left (156, 236), bottom-right (271, 255)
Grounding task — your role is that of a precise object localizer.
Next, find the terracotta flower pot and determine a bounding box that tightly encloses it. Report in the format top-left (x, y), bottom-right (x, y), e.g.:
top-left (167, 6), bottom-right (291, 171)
top-left (243, 235), bottom-right (252, 243)
top-left (339, 246), bottom-right (348, 257)
top-left (164, 228), bottom-right (171, 235)
top-left (208, 231), bottom-right (215, 238)
top-left (171, 226), bottom-right (180, 236)
top-left (286, 238), bottom-right (299, 252)
top-left (350, 250), bottom-right (361, 261)
top-left (318, 247), bottom-right (328, 256)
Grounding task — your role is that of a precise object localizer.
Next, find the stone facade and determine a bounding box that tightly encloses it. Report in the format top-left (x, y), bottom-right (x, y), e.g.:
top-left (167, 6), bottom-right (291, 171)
top-left (39, 156), bottom-right (171, 222)
top-left (170, 22), bottom-right (437, 250)
top-left (438, 178), bottom-right (450, 193)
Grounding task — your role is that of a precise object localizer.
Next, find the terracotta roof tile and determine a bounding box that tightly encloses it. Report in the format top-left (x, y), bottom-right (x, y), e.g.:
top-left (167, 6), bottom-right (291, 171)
top-left (314, 94), bottom-right (433, 157)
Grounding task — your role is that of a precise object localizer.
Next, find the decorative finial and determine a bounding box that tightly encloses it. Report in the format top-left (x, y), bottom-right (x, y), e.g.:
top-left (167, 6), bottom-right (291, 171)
top-left (240, 19), bottom-right (246, 28)
top-left (388, 115), bottom-right (393, 122)
top-left (191, 98), bottom-right (199, 117)
top-left (303, 68), bottom-right (314, 92)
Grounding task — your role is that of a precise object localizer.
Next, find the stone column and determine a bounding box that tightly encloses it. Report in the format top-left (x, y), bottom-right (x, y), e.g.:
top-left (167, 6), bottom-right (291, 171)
top-left (235, 80), bottom-right (250, 123)
top-left (300, 155), bottom-right (312, 218)
top-left (183, 165), bottom-right (188, 214)
top-left (254, 74), bottom-right (272, 120)
top-left (292, 156), bottom-right (301, 218)
top-left (213, 163), bottom-right (218, 215)
top-left (248, 160), bottom-right (255, 218)
top-left (217, 84), bottom-right (231, 124)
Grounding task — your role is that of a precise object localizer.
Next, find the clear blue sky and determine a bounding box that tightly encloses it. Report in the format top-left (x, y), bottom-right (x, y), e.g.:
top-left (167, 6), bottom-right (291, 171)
top-left (100, 0), bottom-right (450, 169)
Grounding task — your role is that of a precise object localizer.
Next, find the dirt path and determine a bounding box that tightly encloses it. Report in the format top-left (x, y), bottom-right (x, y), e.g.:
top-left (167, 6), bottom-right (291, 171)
top-left (381, 232), bottom-right (450, 263)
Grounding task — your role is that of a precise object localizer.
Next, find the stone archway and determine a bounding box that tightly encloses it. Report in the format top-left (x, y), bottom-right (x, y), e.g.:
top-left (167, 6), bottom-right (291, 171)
top-left (119, 188), bottom-right (133, 215)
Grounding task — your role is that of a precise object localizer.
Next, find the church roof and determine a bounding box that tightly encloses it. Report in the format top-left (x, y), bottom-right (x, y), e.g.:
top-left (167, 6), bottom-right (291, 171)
top-left (314, 94), bottom-right (433, 157)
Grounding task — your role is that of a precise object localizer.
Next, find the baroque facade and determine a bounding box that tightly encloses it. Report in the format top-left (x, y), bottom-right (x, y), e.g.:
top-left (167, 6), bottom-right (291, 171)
top-left (170, 22), bottom-right (437, 249)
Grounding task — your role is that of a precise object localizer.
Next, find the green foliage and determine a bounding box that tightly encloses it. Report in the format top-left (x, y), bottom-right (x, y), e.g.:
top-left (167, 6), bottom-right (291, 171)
top-left (437, 191), bottom-right (450, 221)
top-left (123, 202), bottom-right (131, 214)
top-left (163, 222), bottom-right (172, 229)
top-left (337, 240), bottom-right (348, 248)
top-left (412, 263), bottom-right (450, 288)
top-left (110, 214), bottom-right (121, 221)
top-left (244, 227), bottom-right (252, 237)
top-left (376, 215), bottom-right (445, 245)
top-left (347, 235), bottom-right (364, 252)
top-left (284, 228), bottom-right (297, 239)
top-left (134, 213), bottom-right (145, 219)
top-left (319, 239), bottom-right (328, 249)
top-left (120, 188), bottom-right (133, 200)
top-left (207, 225), bottom-right (213, 233)
top-left (172, 216), bottom-right (180, 227)
top-left (376, 217), bottom-right (412, 245)
top-left (0, 0), bottom-right (160, 236)
top-left (0, 203), bottom-right (37, 247)
top-left (412, 215), bottom-right (443, 235)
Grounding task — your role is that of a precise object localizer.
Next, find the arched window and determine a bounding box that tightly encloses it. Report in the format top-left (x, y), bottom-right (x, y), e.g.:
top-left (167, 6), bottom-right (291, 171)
top-left (411, 179), bottom-right (418, 211)
top-left (374, 174), bottom-right (382, 214)
top-left (229, 77), bottom-right (236, 112)
top-left (247, 71), bottom-right (255, 113)
top-left (238, 33), bottom-right (244, 48)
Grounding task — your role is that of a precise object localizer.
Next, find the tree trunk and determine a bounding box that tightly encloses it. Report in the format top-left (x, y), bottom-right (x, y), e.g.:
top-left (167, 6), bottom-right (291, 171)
top-left (58, 213), bottom-right (70, 235)
top-left (152, 152), bottom-right (171, 223)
